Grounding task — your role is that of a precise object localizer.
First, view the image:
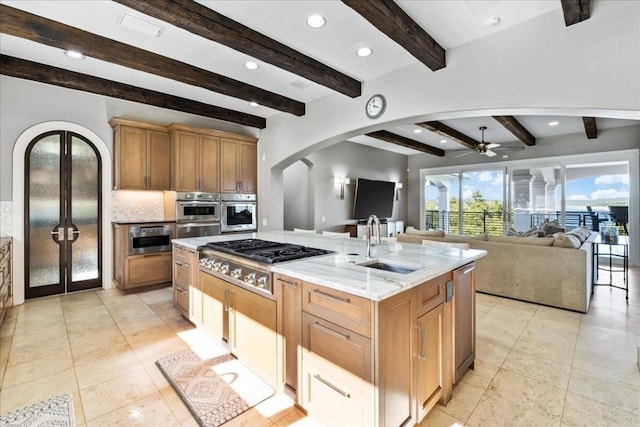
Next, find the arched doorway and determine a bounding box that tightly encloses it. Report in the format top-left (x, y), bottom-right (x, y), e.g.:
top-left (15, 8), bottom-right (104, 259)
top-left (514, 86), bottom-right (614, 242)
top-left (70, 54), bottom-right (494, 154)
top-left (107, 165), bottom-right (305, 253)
top-left (24, 131), bottom-right (102, 298)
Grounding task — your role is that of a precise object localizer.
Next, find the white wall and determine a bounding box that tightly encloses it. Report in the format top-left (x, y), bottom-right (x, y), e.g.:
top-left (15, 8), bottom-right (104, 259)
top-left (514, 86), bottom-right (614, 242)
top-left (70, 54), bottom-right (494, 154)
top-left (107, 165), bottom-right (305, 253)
top-left (283, 141), bottom-right (408, 232)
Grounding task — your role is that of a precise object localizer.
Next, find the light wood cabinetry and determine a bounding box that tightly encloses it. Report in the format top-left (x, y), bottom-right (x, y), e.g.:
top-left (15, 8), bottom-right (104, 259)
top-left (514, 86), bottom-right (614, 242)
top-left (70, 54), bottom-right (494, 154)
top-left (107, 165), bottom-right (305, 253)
top-left (110, 118), bottom-right (170, 190)
top-left (275, 274), bottom-right (302, 396)
top-left (200, 272), bottom-right (278, 387)
top-left (221, 138), bottom-right (257, 193)
top-left (112, 224), bottom-right (173, 291)
top-left (0, 239), bottom-right (12, 326)
top-left (416, 304), bottom-right (444, 420)
top-left (452, 262), bottom-right (476, 383)
top-left (173, 245), bottom-right (201, 324)
top-left (168, 124), bottom-right (221, 192)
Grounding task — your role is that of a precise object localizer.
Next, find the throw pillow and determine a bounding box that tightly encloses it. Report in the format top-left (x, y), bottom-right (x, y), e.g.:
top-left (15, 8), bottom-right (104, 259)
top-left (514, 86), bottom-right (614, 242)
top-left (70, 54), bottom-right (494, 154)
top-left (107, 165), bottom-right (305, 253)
top-left (542, 224), bottom-right (565, 236)
top-left (552, 233), bottom-right (582, 249)
top-left (487, 235), bottom-right (554, 246)
top-left (521, 226), bottom-right (540, 237)
top-left (507, 227), bottom-right (522, 236)
top-left (405, 226), bottom-right (445, 238)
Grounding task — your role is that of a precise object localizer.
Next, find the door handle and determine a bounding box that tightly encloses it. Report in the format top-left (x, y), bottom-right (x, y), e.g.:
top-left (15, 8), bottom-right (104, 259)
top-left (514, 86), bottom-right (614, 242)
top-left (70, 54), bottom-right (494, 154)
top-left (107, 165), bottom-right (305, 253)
top-left (51, 227), bottom-right (65, 242)
top-left (67, 227), bottom-right (80, 241)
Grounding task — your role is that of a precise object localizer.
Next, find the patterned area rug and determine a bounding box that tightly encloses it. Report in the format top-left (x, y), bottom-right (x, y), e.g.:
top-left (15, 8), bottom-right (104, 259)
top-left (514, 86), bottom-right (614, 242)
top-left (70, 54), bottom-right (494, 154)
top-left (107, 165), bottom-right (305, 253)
top-left (156, 349), bottom-right (274, 427)
top-left (0, 393), bottom-right (75, 427)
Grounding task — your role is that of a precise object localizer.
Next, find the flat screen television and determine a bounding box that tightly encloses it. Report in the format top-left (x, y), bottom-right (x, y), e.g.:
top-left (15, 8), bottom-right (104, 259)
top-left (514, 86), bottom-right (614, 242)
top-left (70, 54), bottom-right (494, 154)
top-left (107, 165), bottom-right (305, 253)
top-left (352, 178), bottom-right (395, 220)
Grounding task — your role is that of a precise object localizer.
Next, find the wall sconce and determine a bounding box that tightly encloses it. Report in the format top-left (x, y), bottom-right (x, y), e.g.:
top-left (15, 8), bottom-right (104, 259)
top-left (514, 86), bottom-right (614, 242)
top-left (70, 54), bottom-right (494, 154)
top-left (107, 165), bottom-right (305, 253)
top-left (334, 177), bottom-right (351, 200)
top-left (395, 182), bottom-right (403, 200)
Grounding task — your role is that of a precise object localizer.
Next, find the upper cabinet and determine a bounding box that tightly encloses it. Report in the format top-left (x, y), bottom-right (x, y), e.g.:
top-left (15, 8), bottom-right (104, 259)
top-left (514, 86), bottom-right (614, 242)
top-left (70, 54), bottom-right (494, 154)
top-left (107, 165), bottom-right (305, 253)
top-left (221, 138), bottom-right (257, 194)
top-left (110, 118), bottom-right (171, 190)
top-left (169, 124), bottom-right (221, 192)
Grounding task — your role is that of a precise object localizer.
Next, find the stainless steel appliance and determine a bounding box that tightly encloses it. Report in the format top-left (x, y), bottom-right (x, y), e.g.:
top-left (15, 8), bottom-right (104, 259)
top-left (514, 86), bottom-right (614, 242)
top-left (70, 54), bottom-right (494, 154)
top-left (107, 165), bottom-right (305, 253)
top-left (129, 224), bottom-right (173, 255)
top-left (221, 194), bottom-right (257, 233)
top-left (198, 238), bottom-right (332, 296)
top-left (175, 192), bottom-right (221, 238)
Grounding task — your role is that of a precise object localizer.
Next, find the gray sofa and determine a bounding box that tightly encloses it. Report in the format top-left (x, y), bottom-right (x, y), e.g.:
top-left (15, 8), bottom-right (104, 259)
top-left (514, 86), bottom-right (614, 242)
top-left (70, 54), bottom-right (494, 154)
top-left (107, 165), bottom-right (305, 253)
top-left (397, 228), bottom-right (596, 313)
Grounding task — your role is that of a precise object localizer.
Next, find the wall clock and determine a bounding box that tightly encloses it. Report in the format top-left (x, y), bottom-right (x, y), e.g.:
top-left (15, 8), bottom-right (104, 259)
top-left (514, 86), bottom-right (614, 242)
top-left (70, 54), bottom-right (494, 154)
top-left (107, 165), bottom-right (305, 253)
top-left (365, 94), bottom-right (386, 119)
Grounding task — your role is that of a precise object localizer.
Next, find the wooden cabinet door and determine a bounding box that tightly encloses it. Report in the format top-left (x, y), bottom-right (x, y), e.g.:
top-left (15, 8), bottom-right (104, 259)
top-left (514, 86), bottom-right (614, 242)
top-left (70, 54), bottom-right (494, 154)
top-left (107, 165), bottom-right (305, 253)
top-left (238, 141), bottom-right (257, 193)
top-left (201, 273), bottom-right (226, 341)
top-left (146, 130), bottom-right (170, 190)
top-left (276, 274), bottom-right (301, 394)
top-left (416, 304), bottom-right (444, 421)
top-left (126, 252), bottom-right (172, 288)
top-left (453, 262), bottom-right (475, 383)
top-left (221, 139), bottom-right (239, 193)
top-left (229, 285), bottom-right (277, 387)
top-left (199, 135), bottom-right (220, 192)
top-left (117, 125), bottom-right (147, 189)
top-left (172, 131), bottom-right (200, 191)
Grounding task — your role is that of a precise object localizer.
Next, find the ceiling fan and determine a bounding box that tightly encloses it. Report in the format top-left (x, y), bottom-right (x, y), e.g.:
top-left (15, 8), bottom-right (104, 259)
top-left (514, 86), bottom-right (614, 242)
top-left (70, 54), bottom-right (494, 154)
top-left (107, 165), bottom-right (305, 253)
top-left (454, 126), bottom-right (523, 158)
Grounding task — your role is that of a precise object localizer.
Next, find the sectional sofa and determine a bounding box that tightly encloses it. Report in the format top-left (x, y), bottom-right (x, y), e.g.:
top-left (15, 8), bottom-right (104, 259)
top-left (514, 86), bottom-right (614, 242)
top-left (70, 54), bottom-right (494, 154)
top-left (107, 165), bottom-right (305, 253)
top-left (397, 227), bottom-right (596, 313)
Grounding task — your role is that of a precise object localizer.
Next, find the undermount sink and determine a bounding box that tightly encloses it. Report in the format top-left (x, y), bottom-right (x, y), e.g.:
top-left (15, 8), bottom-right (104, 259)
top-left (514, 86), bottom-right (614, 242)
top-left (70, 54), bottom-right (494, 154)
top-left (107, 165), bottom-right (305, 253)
top-left (359, 260), bottom-right (418, 275)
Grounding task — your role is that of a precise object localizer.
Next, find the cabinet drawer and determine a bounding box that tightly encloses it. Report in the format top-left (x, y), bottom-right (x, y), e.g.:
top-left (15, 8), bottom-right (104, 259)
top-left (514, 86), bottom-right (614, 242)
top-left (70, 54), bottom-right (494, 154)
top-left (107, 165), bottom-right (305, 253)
top-left (173, 258), bottom-right (191, 288)
top-left (173, 245), bottom-right (193, 263)
top-left (302, 282), bottom-right (372, 338)
top-left (174, 284), bottom-right (189, 316)
top-left (416, 272), bottom-right (449, 317)
top-left (127, 253), bottom-right (172, 287)
top-left (302, 313), bottom-right (372, 383)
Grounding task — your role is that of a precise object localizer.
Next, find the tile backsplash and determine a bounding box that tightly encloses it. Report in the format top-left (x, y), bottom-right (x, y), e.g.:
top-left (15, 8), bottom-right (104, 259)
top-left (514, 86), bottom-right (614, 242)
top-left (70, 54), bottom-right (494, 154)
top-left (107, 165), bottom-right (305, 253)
top-left (0, 201), bottom-right (12, 237)
top-left (111, 191), bottom-right (166, 222)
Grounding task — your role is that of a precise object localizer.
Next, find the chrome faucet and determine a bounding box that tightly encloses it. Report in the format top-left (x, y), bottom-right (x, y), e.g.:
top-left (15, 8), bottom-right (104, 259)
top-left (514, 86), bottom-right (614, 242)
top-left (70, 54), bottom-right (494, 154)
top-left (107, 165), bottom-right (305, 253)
top-left (366, 214), bottom-right (381, 259)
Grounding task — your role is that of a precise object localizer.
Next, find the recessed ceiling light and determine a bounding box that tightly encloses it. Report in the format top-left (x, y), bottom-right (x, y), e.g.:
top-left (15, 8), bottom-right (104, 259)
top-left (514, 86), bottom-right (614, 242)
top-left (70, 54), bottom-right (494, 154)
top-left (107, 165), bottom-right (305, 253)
top-left (306, 14), bottom-right (326, 28)
top-left (249, 101), bottom-right (259, 107)
top-left (548, 121), bottom-right (560, 126)
top-left (440, 139), bottom-right (448, 143)
top-left (356, 47), bottom-right (373, 57)
top-left (64, 50), bottom-right (85, 60)
top-left (413, 129), bottom-right (422, 134)
top-left (244, 61), bottom-right (259, 70)
top-left (118, 13), bottom-right (164, 37)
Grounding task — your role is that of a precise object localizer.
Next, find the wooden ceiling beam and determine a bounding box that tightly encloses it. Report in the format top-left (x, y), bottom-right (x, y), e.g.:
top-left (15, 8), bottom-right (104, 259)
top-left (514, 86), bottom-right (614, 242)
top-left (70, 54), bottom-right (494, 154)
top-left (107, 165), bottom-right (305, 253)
top-left (342, 0), bottom-right (445, 71)
top-left (366, 130), bottom-right (445, 156)
top-left (583, 117), bottom-right (597, 139)
top-left (0, 4), bottom-right (304, 116)
top-left (416, 121), bottom-right (478, 150)
top-left (492, 115), bottom-right (536, 146)
top-left (0, 55), bottom-right (266, 128)
top-left (560, 0), bottom-right (591, 26)
top-left (114, 0), bottom-right (361, 98)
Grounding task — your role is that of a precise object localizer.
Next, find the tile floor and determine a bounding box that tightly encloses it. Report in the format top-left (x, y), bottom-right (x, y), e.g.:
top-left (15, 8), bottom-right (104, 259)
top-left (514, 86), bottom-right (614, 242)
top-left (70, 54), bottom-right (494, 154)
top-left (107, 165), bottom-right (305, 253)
top-left (0, 267), bottom-right (638, 427)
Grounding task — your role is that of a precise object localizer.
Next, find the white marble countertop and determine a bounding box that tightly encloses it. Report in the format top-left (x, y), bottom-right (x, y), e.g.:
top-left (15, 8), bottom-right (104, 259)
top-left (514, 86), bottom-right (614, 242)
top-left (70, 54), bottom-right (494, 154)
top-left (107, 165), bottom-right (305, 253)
top-left (172, 231), bottom-right (486, 301)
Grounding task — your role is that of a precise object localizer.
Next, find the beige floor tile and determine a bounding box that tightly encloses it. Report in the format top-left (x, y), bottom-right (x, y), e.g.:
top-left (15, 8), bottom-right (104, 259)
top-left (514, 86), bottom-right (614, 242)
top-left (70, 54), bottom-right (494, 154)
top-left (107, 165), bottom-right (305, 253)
top-left (109, 305), bottom-right (157, 322)
top-left (501, 348), bottom-right (572, 390)
top-left (484, 369), bottom-right (565, 420)
top-left (179, 417), bottom-right (200, 427)
top-left (0, 317), bottom-right (16, 337)
top-left (115, 313), bottom-right (167, 336)
top-left (467, 395), bottom-right (559, 427)
top-left (532, 305), bottom-right (582, 326)
top-left (75, 348), bottom-right (143, 390)
top-left (2, 349), bottom-right (74, 388)
top-left (568, 368), bottom-right (640, 415)
top-left (475, 337), bottom-right (510, 366)
top-left (274, 407), bottom-right (308, 427)
top-left (512, 327), bottom-right (576, 365)
top-left (62, 304), bottom-right (110, 323)
top-left (438, 380), bottom-right (485, 421)
top-left (572, 346), bottom-right (640, 388)
top-left (132, 336), bottom-right (189, 366)
top-left (85, 392), bottom-right (179, 427)
top-left (142, 359), bottom-right (171, 389)
top-left (125, 324), bottom-right (177, 348)
top-left (562, 391), bottom-right (640, 427)
top-left (137, 288), bottom-right (172, 305)
top-left (7, 336), bottom-right (70, 366)
top-left (459, 359), bottom-right (500, 390)
top-left (72, 391), bottom-right (86, 426)
top-left (65, 311), bottom-right (118, 336)
top-left (80, 367), bottom-right (158, 421)
top-left (0, 368), bottom-right (78, 413)
top-left (70, 334), bottom-right (133, 367)
top-left (255, 393), bottom-right (296, 422)
top-left (222, 407), bottom-right (274, 427)
top-left (527, 316), bottom-right (581, 334)
top-left (9, 322), bottom-right (67, 347)
top-left (495, 298), bottom-right (539, 315)
top-left (476, 319), bottom-right (522, 349)
top-left (0, 335), bottom-right (12, 364)
top-left (159, 385), bottom-right (192, 423)
top-left (417, 406), bottom-right (465, 427)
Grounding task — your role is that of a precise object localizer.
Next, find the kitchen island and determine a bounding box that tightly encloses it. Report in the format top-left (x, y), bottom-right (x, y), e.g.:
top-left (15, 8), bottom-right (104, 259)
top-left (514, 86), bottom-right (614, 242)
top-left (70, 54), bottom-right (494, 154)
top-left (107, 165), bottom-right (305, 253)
top-left (172, 231), bottom-right (486, 426)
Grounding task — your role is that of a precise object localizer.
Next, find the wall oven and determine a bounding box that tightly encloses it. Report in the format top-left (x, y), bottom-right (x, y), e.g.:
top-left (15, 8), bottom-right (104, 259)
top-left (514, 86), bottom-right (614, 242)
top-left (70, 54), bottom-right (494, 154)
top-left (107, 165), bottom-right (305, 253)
top-left (129, 224), bottom-right (173, 255)
top-left (221, 194), bottom-right (257, 233)
top-left (175, 192), bottom-right (221, 238)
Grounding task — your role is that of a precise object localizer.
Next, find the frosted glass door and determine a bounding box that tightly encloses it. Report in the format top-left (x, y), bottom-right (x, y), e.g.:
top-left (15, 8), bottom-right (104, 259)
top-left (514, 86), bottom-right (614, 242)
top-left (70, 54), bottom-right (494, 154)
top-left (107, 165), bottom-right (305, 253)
top-left (25, 131), bottom-right (101, 299)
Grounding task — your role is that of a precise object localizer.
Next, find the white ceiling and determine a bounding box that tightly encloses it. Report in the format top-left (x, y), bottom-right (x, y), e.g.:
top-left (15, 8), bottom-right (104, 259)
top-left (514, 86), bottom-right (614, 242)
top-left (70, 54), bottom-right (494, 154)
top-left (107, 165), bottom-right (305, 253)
top-left (1, 0), bottom-right (637, 155)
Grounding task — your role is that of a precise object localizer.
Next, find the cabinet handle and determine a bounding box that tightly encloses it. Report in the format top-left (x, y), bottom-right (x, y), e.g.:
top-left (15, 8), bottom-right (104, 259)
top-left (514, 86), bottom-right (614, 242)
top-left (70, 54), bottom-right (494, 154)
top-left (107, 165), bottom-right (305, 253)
top-left (279, 278), bottom-right (297, 288)
top-left (175, 286), bottom-right (188, 295)
top-left (143, 253), bottom-right (163, 257)
top-left (175, 261), bottom-right (188, 268)
top-left (144, 176), bottom-right (147, 187)
top-left (313, 321), bottom-right (350, 341)
top-left (314, 374), bottom-right (351, 398)
top-left (462, 265), bottom-right (475, 275)
top-left (418, 325), bottom-right (427, 360)
top-left (312, 288), bottom-right (350, 304)
top-left (224, 288), bottom-right (230, 312)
